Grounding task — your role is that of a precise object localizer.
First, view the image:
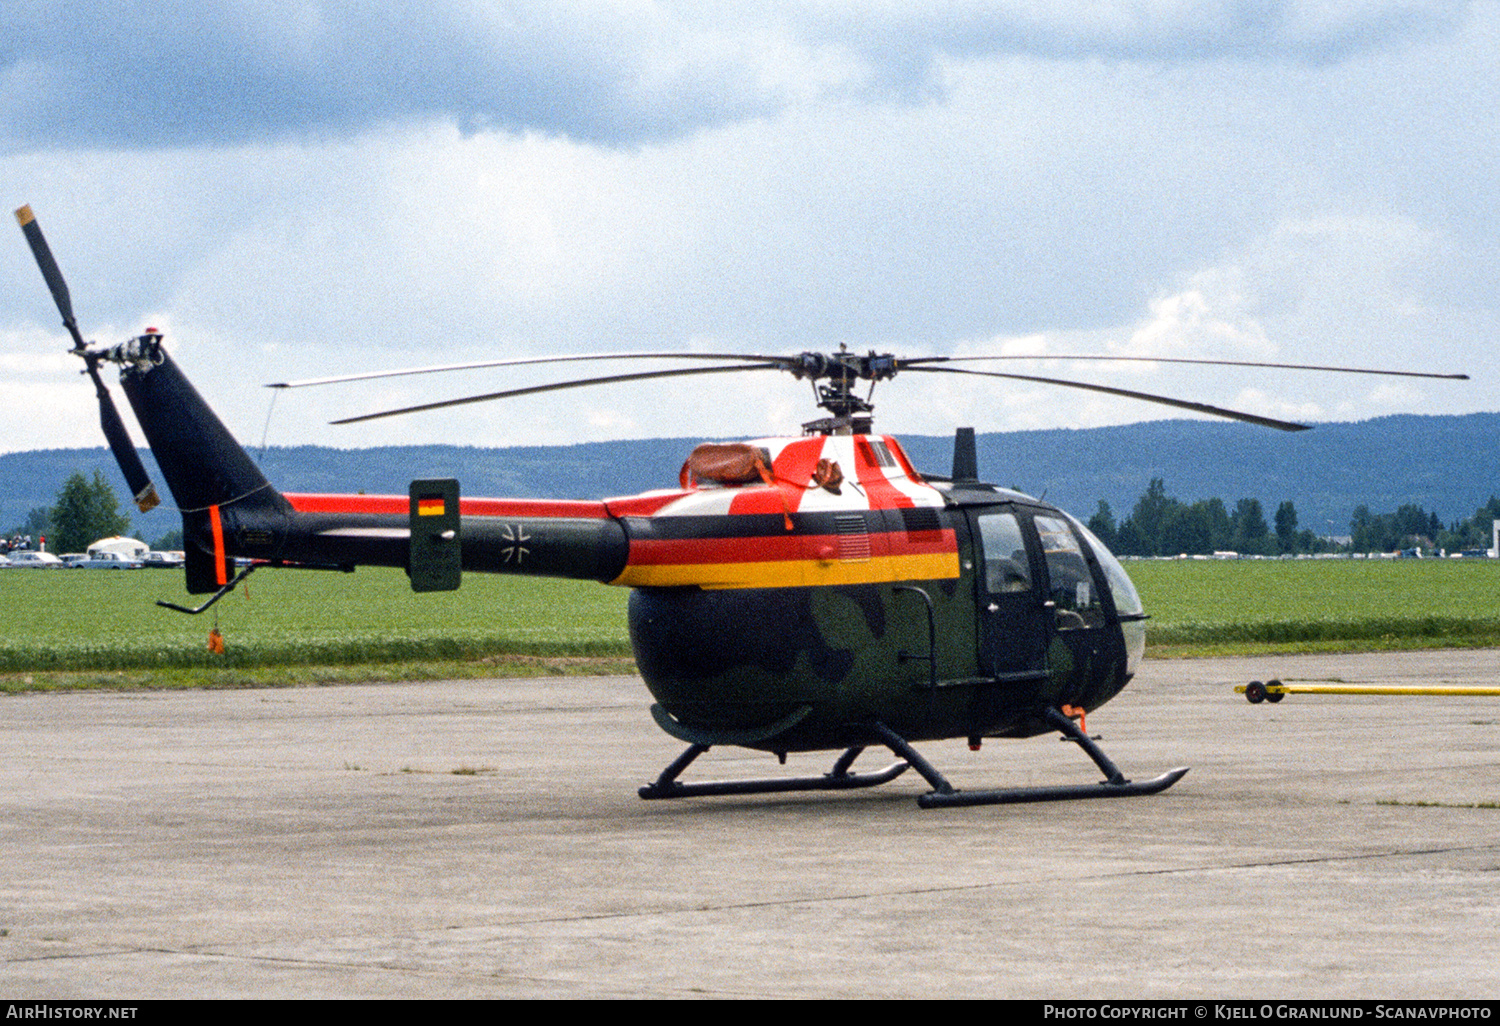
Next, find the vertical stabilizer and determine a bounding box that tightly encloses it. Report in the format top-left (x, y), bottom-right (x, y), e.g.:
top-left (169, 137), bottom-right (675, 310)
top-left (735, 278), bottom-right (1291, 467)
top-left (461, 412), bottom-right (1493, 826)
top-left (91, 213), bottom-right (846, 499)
top-left (114, 334), bottom-right (290, 591)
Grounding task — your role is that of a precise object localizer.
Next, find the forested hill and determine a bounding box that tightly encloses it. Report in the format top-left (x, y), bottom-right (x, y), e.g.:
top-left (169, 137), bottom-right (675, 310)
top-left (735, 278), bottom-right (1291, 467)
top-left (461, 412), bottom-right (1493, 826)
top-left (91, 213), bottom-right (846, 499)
top-left (4, 412), bottom-right (1498, 541)
top-left (898, 412), bottom-right (1500, 534)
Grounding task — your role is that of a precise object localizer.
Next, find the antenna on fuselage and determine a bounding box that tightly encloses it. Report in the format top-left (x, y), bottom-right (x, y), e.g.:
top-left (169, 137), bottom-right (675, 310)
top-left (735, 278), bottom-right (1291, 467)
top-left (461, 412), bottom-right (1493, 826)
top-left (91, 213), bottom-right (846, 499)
top-left (952, 427), bottom-right (978, 482)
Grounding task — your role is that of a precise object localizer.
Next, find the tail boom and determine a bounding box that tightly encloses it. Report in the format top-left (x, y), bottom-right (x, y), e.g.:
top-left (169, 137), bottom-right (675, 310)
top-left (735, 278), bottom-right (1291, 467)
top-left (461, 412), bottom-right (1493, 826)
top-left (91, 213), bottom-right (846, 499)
top-left (112, 334), bottom-right (627, 592)
top-left (278, 493), bottom-right (629, 581)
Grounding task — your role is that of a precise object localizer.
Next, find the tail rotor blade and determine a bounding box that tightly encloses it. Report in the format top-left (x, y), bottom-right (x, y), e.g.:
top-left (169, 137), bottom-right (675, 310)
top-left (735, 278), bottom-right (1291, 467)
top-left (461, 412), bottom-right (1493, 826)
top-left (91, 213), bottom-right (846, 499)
top-left (14, 206), bottom-right (160, 512)
top-left (86, 361), bottom-right (160, 513)
top-left (14, 205), bottom-right (86, 351)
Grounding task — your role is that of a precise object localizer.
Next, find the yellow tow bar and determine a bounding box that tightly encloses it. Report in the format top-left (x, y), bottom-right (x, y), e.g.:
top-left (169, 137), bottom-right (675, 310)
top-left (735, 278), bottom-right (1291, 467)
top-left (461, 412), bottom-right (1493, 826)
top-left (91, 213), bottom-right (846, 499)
top-left (1237, 679), bottom-right (1500, 704)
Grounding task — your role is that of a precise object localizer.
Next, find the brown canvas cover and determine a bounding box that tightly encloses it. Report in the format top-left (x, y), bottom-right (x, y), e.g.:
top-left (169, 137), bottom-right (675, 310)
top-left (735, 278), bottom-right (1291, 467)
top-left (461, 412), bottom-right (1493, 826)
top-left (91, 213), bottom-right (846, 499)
top-left (680, 443), bottom-right (773, 487)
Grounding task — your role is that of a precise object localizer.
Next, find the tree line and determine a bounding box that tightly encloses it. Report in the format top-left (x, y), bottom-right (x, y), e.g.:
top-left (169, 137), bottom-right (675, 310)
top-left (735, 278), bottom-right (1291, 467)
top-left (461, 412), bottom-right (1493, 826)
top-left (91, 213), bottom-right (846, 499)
top-left (4, 471), bottom-right (180, 555)
top-left (1349, 498), bottom-right (1500, 555)
top-left (1087, 478), bottom-right (1500, 557)
top-left (9, 469), bottom-right (1500, 560)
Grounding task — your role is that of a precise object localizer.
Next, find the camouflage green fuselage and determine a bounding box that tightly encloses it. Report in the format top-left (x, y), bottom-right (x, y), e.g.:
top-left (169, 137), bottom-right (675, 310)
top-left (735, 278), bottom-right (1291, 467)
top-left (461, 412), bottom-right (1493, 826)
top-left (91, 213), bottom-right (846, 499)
top-left (629, 495), bottom-right (1139, 751)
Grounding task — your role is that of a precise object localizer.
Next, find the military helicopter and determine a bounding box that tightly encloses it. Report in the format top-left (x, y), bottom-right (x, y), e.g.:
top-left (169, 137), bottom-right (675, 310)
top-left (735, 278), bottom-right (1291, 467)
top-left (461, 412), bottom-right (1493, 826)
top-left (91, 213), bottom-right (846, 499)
top-left (15, 205), bottom-right (1468, 809)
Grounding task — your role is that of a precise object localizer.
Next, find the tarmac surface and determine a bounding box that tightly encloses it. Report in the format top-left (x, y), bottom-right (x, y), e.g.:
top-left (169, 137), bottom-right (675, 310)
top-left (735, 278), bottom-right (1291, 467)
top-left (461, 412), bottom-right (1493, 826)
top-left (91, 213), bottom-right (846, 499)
top-left (2, 649), bottom-right (1498, 999)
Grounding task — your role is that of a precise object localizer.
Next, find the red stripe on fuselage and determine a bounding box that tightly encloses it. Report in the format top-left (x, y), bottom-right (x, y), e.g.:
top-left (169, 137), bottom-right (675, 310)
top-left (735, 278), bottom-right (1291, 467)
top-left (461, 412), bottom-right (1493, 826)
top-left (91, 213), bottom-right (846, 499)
top-left (853, 438), bottom-right (915, 509)
top-left (882, 436), bottom-right (926, 484)
top-left (603, 492), bottom-right (692, 517)
top-left (283, 493), bottom-right (609, 519)
top-left (728, 437), bottom-right (826, 517)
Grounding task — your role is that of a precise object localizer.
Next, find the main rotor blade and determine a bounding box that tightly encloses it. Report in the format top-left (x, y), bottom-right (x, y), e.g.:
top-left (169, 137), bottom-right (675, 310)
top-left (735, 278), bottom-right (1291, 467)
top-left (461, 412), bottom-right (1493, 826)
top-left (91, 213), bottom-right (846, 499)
top-left (14, 205), bottom-right (87, 351)
top-left (330, 363), bottom-right (777, 425)
top-left (901, 365), bottom-right (1313, 432)
top-left (270, 351), bottom-right (789, 389)
top-left (901, 354), bottom-right (1469, 380)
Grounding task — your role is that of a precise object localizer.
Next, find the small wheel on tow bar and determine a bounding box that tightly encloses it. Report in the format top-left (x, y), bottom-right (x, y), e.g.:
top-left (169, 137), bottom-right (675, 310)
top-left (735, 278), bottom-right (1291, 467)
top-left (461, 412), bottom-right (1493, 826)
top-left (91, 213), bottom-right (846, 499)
top-left (1245, 680), bottom-right (1267, 704)
top-left (1265, 679), bottom-right (1285, 703)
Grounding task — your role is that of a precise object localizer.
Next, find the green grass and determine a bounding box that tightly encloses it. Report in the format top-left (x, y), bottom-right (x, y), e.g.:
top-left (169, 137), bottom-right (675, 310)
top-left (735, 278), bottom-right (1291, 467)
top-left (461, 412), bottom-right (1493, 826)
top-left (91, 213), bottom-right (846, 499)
top-left (0, 567), bottom-right (632, 681)
top-left (1127, 557), bottom-right (1500, 655)
top-left (3, 557), bottom-right (1499, 689)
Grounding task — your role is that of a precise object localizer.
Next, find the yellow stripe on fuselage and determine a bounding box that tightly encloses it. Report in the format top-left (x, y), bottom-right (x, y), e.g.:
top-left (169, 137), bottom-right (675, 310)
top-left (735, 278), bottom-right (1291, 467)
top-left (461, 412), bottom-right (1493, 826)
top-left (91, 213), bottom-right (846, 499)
top-left (611, 551), bottom-right (960, 590)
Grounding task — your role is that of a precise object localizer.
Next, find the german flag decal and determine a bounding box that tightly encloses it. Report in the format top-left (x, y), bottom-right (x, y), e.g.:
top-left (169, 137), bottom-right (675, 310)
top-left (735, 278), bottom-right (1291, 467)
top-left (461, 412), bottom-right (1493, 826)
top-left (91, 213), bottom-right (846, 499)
top-left (417, 495), bottom-right (446, 517)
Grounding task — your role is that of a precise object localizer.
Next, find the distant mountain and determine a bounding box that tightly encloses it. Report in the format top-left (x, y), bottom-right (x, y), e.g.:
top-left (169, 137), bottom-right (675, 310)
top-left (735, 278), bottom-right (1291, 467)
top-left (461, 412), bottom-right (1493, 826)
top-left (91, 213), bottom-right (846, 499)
top-left (898, 413), bottom-right (1500, 534)
top-left (5, 413), bottom-right (1499, 541)
top-left (0, 439), bottom-right (709, 545)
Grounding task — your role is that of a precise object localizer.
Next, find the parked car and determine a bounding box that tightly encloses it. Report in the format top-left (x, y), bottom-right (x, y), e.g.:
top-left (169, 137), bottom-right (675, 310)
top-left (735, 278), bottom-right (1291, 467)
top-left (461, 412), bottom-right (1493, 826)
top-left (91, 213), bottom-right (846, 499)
top-left (8, 551), bottom-right (65, 568)
top-left (142, 550), bottom-right (186, 569)
top-left (60, 553), bottom-right (88, 568)
top-left (79, 551), bottom-right (144, 569)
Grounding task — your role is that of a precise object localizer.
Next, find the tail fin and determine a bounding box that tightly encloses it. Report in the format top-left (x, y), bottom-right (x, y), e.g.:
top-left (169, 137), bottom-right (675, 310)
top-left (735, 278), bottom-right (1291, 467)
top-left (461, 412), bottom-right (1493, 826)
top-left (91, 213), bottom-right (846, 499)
top-left (15, 208), bottom-right (289, 594)
top-left (114, 334), bottom-right (290, 592)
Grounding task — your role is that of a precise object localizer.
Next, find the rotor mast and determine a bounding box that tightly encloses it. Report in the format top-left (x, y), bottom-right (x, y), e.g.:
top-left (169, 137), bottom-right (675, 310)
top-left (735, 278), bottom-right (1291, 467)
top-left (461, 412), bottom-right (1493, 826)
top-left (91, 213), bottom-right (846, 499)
top-left (788, 347), bottom-right (898, 435)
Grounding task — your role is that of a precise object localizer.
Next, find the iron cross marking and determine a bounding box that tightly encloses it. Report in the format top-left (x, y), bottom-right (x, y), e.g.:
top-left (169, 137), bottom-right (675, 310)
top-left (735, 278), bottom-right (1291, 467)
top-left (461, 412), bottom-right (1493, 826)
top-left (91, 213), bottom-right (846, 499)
top-left (501, 523), bottom-right (531, 564)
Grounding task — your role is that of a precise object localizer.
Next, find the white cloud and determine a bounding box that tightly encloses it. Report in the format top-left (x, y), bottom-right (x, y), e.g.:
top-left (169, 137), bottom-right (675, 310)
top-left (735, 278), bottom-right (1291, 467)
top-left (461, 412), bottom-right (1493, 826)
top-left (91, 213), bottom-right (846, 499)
top-left (1115, 273), bottom-right (1276, 360)
top-left (0, 2), bottom-right (1471, 152)
top-left (1228, 385), bottom-right (1331, 423)
top-left (2, 1), bottom-right (1495, 456)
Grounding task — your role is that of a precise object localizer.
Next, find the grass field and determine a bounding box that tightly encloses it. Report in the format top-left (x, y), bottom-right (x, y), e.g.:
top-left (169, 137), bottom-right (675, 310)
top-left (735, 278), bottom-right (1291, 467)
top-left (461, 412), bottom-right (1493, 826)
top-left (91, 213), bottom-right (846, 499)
top-left (1126, 557), bottom-right (1500, 655)
top-left (2, 558), bottom-right (1498, 688)
top-left (0, 567), bottom-right (634, 689)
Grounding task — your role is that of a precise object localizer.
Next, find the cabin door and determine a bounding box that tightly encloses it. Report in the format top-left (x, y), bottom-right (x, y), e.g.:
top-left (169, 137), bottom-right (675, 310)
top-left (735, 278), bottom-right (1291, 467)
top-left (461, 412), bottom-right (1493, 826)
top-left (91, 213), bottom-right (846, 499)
top-left (970, 508), bottom-right (1048, 680)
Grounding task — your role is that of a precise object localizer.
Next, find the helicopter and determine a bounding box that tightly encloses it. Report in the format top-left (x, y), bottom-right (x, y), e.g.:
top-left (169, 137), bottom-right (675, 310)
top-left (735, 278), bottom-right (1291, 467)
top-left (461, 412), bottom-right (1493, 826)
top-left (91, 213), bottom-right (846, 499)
top-left (15, 204), bottom-right (1470, 809)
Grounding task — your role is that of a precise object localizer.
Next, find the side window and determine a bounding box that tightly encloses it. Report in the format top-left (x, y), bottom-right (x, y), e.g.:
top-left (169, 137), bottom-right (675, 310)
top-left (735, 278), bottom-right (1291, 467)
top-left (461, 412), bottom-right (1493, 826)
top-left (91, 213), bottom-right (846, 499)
top-left (1034, 515), bottom-right (1105, 628)
top-left (977, 512), bottom-right (1031, 594)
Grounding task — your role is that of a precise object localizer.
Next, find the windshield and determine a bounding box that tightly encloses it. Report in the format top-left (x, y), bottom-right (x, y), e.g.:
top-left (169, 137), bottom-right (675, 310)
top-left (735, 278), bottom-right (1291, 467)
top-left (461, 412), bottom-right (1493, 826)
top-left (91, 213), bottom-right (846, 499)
top-left (1068, 515), bottom-right (1142, 616)
top-left (1068, 514), bottom-right (1146, 674)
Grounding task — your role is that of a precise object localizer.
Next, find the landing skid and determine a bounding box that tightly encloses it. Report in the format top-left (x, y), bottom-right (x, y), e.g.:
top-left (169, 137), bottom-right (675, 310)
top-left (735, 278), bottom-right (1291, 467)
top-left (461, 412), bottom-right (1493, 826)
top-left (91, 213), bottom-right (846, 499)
top-left (638, 707), bottom-right (1188, 808)
top-left (874, 709), bottom-right (1188, 808)
top-left (639, 744), bottom-right (910, 799)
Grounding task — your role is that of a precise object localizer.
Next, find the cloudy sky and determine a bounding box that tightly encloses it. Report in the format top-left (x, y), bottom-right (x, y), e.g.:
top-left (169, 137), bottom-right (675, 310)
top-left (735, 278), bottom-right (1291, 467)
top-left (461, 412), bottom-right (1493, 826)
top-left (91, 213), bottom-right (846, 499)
top-left (2, 1), bottom-right (1495, 457)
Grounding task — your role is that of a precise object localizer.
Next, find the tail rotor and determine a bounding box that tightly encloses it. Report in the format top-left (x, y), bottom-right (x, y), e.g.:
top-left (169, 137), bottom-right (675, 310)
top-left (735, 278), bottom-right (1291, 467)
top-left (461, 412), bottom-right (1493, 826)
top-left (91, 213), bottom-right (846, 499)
top-left (15, 205), bottom-right (160, 513)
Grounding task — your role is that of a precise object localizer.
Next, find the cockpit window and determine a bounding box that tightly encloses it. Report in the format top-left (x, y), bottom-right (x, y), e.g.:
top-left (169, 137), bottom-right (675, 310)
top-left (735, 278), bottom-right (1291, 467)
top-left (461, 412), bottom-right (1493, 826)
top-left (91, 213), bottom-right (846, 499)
top-left (1035, 515), bottom-right (1105, 628)
top-left (977, 512), bottom-right (1031, 594)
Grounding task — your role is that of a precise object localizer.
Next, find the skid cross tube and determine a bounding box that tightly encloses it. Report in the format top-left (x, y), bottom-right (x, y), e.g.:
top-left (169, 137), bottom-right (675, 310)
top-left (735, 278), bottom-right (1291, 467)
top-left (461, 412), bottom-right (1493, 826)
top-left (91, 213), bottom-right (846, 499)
top-left (638, 743), bottom-right (910, 800)
top-left (875, 712), bottom-right (1188, 809)
top-left (638, 712), bottom-right (1187, 808)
